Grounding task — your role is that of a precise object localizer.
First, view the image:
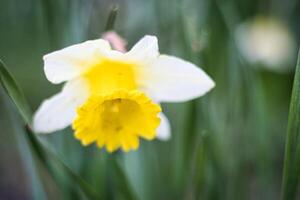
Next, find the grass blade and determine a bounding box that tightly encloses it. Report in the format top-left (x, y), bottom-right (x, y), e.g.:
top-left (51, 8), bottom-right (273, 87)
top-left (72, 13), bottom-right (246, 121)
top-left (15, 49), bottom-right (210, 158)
top-left (25, 126), bottom-right (102, 199)
top-left (0, 59), bottom-right (101, 199)
top-left (0, 60), bottom-right (32, 123)
top-left (111, 156), bottom-right (138, 200)
top-left (281, 50), bottom-right (300, 200)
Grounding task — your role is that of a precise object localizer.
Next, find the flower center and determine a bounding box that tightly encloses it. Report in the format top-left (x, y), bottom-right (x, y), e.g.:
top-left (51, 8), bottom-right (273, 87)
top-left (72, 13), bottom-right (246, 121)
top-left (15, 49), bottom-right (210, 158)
top-left (82, 59), bottom-right (138, 94)
top-left (100, 99), bottom-right (141, 133)
top-left (72, 89), bottom-right (161, 152)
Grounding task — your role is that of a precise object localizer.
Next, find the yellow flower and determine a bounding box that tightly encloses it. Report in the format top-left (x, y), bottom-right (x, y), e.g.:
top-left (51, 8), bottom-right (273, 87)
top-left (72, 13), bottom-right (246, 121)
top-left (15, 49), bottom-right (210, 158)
top-left (33, 35), bottom-right (215, 152)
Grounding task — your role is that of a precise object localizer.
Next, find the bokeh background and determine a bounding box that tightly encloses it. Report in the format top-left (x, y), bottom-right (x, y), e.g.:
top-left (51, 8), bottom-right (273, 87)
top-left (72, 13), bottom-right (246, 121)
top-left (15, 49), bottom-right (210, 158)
top-left (0, 0), bottom-right (300, 199)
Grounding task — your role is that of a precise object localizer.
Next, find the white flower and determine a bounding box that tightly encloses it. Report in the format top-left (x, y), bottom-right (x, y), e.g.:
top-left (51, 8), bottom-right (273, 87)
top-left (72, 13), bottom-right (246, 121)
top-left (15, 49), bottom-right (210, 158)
top-left (33, 35), bottom-right (215, 152)
top-left (235, 17), bottom-right (296, 72)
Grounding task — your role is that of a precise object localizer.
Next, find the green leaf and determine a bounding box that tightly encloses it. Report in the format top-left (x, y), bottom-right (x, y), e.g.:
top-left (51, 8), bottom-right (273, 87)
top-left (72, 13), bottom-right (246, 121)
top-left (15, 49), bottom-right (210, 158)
top-left (111, 156), bottom-right (138, 200)
top-left (0, 60), bottom-right (101, 199)
top-left (3, 97), bottom-right (47, 199)
top-left (25, 126), bottom-right (102, 200)
top-left (0, 59), bottom-right (32, 124)
top-left (281, 50), bottom-right (300, 200)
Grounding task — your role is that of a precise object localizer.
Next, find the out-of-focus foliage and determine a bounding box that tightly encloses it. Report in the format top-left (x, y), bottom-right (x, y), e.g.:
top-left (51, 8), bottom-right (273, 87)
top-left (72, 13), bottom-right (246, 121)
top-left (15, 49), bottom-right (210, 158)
top-left (282, 51), bottom-right (300, 200)
top-left (0, 0), bottom-right (299, 199)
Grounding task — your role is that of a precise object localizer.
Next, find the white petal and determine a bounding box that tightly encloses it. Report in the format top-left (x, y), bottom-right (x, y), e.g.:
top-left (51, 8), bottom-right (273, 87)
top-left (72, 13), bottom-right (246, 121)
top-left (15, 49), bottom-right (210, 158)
top-left (156, 113), bottom-right (171, 141)
top-left (126, 35), bottom-right (159, 62)
top-left (143, 55), bottom-right (215, 102)
top-left (32, 78), bottom-right (89, 133)
top-left (44, 39), bottom-right (111, 84)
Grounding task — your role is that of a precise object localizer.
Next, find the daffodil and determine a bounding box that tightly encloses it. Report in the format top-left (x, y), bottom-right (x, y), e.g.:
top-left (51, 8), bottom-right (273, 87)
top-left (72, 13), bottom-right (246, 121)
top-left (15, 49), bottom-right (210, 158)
top-left (235, 16), bottom-right (296, 72)
top-left (33, 35), bottom-right (215, 152)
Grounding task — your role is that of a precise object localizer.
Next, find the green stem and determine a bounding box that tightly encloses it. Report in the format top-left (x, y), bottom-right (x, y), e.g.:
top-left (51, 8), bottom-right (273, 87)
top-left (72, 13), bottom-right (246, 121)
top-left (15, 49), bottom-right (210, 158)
top-left (104, 5), bottom-right (119, 31)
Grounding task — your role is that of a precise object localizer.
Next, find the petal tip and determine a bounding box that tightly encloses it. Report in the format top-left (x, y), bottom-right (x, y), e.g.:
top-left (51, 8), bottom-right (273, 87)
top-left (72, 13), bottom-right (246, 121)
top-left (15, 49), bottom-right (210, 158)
top-left (156, 113), bottom-right (171, 141)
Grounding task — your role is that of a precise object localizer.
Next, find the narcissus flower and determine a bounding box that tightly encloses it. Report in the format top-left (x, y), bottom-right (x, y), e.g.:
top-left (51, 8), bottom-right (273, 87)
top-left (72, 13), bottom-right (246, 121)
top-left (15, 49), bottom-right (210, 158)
top-left (235, 16), bottom-right (296, 72)
top-left (33, 35), bottom-right (215, 152)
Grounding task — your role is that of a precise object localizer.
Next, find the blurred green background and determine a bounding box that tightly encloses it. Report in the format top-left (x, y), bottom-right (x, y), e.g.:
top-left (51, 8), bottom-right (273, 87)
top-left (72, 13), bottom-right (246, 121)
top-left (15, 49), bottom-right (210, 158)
top-left (0, 0), bottom-right (300, 199)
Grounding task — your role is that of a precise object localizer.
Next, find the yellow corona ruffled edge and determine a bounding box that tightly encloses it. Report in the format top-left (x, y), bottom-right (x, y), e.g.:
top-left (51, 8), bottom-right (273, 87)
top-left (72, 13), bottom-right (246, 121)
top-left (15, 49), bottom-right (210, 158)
top-left (72, 89), bottom-right (161, 152)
